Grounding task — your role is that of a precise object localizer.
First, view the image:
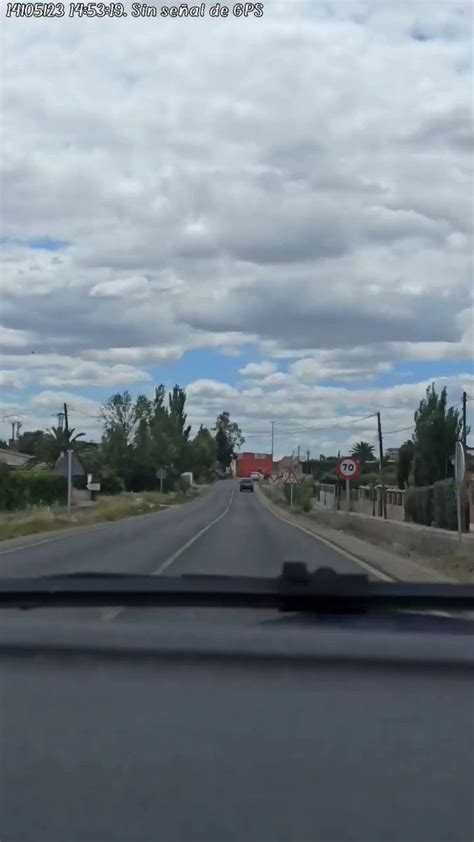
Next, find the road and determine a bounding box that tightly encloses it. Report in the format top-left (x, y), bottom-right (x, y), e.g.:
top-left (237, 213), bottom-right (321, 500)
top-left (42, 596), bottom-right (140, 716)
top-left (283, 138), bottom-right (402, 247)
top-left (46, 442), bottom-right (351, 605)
top-left (0, 480), bottom-right (365, 580)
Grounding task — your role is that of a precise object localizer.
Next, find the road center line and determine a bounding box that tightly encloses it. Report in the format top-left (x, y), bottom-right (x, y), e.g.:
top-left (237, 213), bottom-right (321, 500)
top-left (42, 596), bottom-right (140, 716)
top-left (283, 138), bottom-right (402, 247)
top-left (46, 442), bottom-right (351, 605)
top-left (153, 489), bottom-right (235, 575)
top-left (101, 489), bottom-right (235, 622)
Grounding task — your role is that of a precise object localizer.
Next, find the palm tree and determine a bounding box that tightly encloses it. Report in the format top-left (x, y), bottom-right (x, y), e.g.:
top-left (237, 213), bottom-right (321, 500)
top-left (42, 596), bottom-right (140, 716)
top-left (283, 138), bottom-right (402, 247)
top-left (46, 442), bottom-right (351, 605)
top-left (350, 441), bottom-right (375, 464)
top-left (49, 426), bottom-right (86, 461)
top-left (27, 426), bottom-right (86, 468)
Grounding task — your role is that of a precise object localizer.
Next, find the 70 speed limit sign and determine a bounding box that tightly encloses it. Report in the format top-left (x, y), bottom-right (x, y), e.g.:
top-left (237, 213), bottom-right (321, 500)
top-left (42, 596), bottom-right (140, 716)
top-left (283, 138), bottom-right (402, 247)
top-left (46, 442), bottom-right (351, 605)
top-left (336, 457), bottom-right (360, 481)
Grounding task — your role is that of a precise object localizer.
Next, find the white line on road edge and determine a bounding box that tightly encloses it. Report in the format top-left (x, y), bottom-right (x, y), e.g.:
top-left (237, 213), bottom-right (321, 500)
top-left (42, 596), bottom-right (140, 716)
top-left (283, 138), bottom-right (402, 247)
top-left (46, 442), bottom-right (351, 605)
top-left (0, 533), bottom-right (74, 556)
top-left (102, 489), bottom-right (235, 622)
top-left (257, 488), bottom-right (394, 582)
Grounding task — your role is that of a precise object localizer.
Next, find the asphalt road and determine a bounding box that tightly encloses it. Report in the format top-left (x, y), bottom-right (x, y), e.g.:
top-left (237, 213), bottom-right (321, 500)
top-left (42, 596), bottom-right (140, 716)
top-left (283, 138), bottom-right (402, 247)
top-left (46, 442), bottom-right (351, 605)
top-left (0, 480), bottom-right (363, 580)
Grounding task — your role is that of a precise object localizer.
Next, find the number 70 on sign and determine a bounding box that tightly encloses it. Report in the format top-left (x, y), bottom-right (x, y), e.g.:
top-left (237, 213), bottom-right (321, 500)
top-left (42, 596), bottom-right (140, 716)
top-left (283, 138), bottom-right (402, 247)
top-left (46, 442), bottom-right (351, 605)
top-left (336, 457), bottom-right (360, 481)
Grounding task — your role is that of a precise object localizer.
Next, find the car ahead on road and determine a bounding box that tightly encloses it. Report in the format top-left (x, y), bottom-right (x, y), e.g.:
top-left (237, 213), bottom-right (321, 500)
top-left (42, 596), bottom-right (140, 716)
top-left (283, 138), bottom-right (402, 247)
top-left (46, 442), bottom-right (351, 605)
top-left (249, 471), bottom-right (264, 482)
top-left (240, 477), bottom-right (254, 492)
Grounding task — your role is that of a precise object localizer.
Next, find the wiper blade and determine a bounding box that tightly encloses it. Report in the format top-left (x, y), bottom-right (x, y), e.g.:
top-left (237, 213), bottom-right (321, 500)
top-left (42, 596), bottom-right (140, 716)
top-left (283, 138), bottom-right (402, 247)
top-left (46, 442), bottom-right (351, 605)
top-left (0, 564), bottom-right (473, 613)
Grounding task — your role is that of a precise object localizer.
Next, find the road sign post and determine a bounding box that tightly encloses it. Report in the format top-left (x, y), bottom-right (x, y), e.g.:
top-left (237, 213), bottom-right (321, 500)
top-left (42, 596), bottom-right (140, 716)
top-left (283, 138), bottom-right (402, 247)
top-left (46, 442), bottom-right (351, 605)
top-left (454, 441), bottom-right (465, 542)
top-left (156, 467), bottom-right (168, 494)
top-left (284, 471), bottom-right (298, 508)
top-left (336, 457), bottom-right (360, 514)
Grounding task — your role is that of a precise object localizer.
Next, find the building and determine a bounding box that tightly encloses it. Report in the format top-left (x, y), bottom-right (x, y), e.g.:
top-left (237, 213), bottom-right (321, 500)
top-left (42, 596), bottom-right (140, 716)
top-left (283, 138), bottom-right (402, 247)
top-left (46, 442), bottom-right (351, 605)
top-left (0, 448), bottom-right (32, 469)
top-left (385, 448), bottom-right (400, 463)
top-left (272, 456), bottom-right (303, 478)
top-left (236, 452), bottom-right (273, 478)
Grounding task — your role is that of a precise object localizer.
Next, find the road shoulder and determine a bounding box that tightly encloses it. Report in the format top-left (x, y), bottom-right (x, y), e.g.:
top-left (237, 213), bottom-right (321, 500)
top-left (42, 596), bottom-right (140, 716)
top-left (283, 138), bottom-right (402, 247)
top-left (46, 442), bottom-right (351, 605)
top-left (256, 485), bottom-right (456, 583)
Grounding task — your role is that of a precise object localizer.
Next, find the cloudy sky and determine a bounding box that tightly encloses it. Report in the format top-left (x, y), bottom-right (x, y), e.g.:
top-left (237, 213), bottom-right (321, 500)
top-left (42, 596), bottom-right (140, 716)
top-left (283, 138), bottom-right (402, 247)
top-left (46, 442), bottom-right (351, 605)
top-left (1, 0), bottom-right (473, 458)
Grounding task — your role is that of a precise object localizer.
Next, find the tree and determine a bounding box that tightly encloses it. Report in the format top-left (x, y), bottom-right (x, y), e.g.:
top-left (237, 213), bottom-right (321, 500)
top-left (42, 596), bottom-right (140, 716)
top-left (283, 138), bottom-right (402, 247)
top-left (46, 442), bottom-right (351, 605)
top-left (26, 425), bottom-right (86, 468)
top-left (16, 430), bottom-right (48, 457)
top-left (213, 412), bottom-right (245, 469)
top-left (188, 425), bottom-right (217, 480)
top-left (397, 440), bottom-right (415, 490)
top-left (100, 391), bottom-right (137, 482)
top-left (100, 391), bottom-right (136, 442)
top-left (412, 382), bottom-right (467, 486)
top-left (350, 441), bottom-right (375, 464)
top-left (168, 385), bottom-right (191, 441)
top-left (99, 385), bottom-right (195, 491)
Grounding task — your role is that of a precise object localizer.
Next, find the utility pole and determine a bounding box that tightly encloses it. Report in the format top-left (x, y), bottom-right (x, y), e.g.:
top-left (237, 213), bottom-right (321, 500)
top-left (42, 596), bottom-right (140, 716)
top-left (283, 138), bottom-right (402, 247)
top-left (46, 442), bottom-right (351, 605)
top-left (67, 449), bottom-right (73, 514)
top-left (376, 412), bottom-right (384, 473)
top-left (271, 421), bottom-right (275, 460)
top-left (63, 402), bottom-right (69, 434)
top-left (297, 444), bottom-right (301, 464)
top-left (462, 391), bottom-right (467, 448)
top-left (2, 414), bottom-right (21, 446)
top-left (376, 411), bottom-right (387, 520)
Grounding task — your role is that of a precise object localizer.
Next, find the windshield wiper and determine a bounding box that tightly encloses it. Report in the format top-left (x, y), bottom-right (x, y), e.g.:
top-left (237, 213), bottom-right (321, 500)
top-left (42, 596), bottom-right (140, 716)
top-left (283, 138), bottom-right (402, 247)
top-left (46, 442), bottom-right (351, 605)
top-left (0, 564), bottom-right (473, 614)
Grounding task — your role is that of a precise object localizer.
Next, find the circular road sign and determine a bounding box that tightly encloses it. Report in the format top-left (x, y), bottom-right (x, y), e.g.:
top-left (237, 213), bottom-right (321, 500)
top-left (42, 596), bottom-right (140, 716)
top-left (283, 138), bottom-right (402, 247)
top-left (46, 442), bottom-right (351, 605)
top-left (336, 457), bottom-right (360, 481)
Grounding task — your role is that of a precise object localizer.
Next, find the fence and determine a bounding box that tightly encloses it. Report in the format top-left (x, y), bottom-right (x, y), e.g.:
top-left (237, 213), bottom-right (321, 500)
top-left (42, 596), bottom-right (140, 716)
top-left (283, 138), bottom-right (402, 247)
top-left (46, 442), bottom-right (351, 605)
top-left (313, 483), bottom-right (405, 522)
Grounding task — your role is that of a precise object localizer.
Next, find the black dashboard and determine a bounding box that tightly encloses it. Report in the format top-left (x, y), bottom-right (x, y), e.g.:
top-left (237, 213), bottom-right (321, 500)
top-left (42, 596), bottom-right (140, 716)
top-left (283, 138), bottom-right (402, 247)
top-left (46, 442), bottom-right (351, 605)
top-left (1, 608), bottom-right (473, 842)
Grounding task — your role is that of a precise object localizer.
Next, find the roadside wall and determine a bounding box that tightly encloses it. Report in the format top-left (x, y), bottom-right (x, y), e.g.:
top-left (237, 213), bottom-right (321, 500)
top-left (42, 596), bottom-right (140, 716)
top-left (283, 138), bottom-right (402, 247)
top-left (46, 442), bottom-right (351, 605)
top-left (307, 504), bottom-right (473, 563)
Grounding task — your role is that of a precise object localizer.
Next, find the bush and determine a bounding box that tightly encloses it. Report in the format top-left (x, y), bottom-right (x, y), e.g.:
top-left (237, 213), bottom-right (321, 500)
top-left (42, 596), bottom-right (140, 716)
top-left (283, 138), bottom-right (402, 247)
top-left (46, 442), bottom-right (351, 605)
top-left (98, 467), bottom-right (124, 495)
top-left (0, 471), bottom-right (68, 511)
top-left (404, 485), bottom-right (433, 526)
top-left (432, 479), bottom-right (469, 531)
top-left (283, 476), bottom-right (314, 511)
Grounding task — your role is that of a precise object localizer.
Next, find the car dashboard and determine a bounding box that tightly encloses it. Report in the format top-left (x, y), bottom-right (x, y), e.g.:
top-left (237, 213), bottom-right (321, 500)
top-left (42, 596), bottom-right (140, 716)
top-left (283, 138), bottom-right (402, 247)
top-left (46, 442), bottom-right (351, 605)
top-left (0, 607), bottom-right (473, 842)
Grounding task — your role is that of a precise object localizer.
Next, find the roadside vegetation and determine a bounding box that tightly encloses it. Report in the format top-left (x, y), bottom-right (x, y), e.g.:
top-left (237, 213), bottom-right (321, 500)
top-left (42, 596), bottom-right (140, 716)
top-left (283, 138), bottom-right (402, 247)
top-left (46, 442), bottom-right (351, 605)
top-left (0, 489), bottom-right (200, 542)
top-left (300, 383), bottom-right (470, 532)
top-left (0, 382), bottom-right (245, 539)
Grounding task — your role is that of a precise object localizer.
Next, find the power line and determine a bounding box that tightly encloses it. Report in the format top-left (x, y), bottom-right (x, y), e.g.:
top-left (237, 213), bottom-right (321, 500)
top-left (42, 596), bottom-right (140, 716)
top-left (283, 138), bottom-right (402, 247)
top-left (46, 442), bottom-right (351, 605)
top-left (383, 425), bottom-right (414, 436)
top-left (67, 405), bottom-right (101, 420)
top-left (243, 412), bottom-right (378, 437)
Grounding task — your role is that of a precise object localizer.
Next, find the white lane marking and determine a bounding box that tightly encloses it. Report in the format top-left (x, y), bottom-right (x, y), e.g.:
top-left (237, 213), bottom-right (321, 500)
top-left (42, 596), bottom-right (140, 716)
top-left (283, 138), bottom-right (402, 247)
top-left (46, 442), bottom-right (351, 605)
top-left (0, 533), bottom-right (73, 556)
top-left (153, 489), bottom-right (235, 575)
top-left (257, 489), bottom-right (393, 582)
top-left (101, 489), bottom-right (235, 622)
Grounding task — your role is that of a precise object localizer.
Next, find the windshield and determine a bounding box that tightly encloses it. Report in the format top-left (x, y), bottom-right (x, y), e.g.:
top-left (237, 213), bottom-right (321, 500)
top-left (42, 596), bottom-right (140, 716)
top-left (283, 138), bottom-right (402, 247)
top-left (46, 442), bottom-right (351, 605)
top-left (0, 1), bottom-right (472, 589)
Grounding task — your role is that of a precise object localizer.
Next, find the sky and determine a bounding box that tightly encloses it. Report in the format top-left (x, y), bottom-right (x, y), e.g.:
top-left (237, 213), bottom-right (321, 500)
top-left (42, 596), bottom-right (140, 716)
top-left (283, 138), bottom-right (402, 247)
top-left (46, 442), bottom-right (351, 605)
top-left (0, 0), bottom-right (473, 459)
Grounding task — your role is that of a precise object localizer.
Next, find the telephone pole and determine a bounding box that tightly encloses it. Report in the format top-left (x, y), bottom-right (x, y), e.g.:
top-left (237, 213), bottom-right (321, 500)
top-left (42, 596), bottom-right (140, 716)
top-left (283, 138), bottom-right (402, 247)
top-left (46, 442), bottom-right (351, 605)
top-left (271, 421), bottom-right (275, 460)
top-left (376, 412), bottom-right (384, 473)
top-left (462, 391), bottom-right (467, 448)
top-left (63, 402), bottom-right (69, 434)
top-left (2, 414), bottom-right (21, 445)
top-left (377, 411), bottom-right (387, 520)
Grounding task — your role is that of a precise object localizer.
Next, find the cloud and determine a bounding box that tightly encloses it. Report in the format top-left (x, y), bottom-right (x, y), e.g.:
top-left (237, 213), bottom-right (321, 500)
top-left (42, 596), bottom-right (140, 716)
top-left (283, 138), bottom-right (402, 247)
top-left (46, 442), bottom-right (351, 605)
top-left (0, 370), bottom-right (29, 389)
top-left (239, 361), bottom-right (277, 377)
top-left (37, 362), bottom-right (152, 388)
top-left (0, 0), bottom-right (471, 429)
top-left (0, 326), bottom-right (32, 349)
top-left (89, 276), bottom-right (151, 298)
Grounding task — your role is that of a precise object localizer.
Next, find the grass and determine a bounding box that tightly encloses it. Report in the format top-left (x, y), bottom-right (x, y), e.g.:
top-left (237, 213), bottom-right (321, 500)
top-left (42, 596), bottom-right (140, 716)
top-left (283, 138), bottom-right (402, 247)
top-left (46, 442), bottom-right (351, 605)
top-left (0, 489), bottom-right (200, 542)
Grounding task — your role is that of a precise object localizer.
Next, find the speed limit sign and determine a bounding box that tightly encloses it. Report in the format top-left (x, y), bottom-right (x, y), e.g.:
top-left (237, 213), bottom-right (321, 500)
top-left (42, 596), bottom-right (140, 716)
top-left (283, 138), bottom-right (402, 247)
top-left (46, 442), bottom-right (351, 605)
top-left (336, 457), bottom-right (360, 481)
